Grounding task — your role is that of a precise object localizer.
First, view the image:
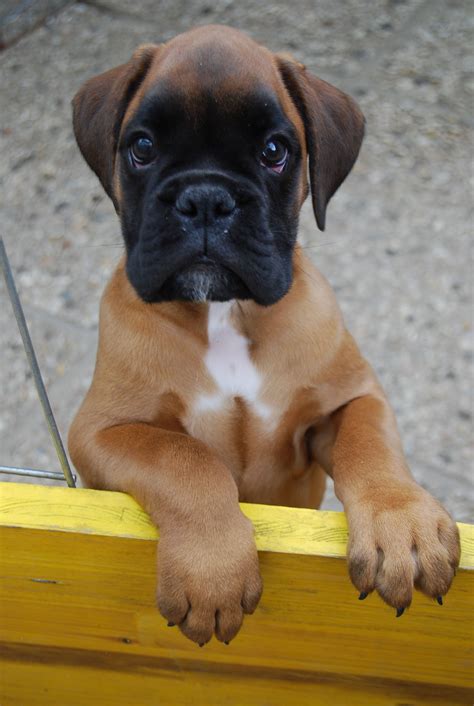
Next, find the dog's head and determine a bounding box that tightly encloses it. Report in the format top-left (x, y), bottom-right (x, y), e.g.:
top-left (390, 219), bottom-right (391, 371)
top-left (73, 25), bottom-right (364, 306)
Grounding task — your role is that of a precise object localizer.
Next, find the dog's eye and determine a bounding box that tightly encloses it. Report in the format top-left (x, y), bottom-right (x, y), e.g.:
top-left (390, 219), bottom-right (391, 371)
top-left (129, 136), bottom-right (156, 167)
top-left (260, 139), bottom-right (288, 174)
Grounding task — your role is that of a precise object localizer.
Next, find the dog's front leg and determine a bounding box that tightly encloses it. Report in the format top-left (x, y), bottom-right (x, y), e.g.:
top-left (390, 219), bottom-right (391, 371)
top-left (69, 421), bottom-right (262, 645)
top-left (327, 393), bottom-right (460, 613)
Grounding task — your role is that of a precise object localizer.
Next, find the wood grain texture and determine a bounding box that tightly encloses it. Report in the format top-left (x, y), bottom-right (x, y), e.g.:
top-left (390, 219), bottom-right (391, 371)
top-left (1, 482), bottom-right (472, 564)
top-left (0, 482), bottom-right (472, 705)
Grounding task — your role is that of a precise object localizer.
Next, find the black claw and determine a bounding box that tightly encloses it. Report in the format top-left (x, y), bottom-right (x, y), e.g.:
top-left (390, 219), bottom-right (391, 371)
top-left (224, 641), bottom-right (230, 645)
top-left (167, 621), bottom-right (175, 627)
top-left (396, 607), bottom-right (405, 618)
top-left (436, 595), bottom-right (443, 606)
top-left (199, 643), bottom-right (205, 648)
top-left (358, 591), bottom-right (368, 600)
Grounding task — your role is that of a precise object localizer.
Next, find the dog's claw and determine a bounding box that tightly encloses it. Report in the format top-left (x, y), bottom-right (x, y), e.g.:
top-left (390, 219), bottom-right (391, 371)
top-left (396, 607), bottom-right (405, 618)
top-left (436, 595), bottom-right (443, 606)
top-left (224, 640), bottom-right (230, 645)
top-left (358, 591), bottom-right (368, 600)
top-left (199, 642), bottom-right (205, 647)
top-left (167, 621), bottom-right (175, 627)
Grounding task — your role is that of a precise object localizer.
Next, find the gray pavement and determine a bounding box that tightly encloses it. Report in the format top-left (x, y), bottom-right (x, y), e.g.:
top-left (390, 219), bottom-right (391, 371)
top-left (0, 0), bottom-right (472, 520)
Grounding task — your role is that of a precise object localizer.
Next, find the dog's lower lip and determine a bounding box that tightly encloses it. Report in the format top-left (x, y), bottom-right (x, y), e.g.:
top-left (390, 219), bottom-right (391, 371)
top-left (168, 258), bottom-right (226, 287)
top-left (180, 257), bottom-right (221, 274)
top-left (192, 255), bottom-right (214, 265)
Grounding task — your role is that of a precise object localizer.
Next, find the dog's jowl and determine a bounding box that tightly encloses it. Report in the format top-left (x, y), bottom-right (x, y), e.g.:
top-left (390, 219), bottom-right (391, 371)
top-left (68, 25), bottom-right (460, 646)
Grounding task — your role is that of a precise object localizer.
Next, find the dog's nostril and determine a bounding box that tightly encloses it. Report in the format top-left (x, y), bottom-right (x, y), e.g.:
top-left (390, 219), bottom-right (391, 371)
top-left (214, 193), bottom-right (236, 217)
top-left (175, 193), bottom-right (198, 217)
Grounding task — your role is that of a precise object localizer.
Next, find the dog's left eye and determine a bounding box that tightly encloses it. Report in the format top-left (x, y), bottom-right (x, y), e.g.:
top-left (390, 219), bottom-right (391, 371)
top-left (129, 136), bottom-right (157, 167)
top-left (260, 139), bottom-right (288, 174)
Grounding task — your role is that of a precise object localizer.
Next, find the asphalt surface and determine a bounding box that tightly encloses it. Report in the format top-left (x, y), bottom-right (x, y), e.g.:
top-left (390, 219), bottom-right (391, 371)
top-left (0, 0), bottom-right (472, 520)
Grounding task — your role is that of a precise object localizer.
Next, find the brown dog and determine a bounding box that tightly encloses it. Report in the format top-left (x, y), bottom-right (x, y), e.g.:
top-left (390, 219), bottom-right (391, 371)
top-left (68, 25), bottom-right (460, 646)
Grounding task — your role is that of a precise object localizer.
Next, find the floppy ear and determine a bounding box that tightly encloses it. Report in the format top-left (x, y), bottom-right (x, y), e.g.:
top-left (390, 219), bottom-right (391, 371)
top-left (72, 44), bottom-right (158, 206)
top-left (277, 55), bottom-right (365, 231)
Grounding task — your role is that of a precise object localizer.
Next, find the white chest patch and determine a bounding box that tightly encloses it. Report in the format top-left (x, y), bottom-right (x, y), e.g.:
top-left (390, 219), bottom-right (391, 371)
top-left (194, 302), bottom-right (273, 421)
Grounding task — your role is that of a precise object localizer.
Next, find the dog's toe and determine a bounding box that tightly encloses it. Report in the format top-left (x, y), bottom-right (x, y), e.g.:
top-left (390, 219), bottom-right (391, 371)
top-left (215, 605), bottom-right (244, 644)
top-left (179, 603), bottom-right (216, 646)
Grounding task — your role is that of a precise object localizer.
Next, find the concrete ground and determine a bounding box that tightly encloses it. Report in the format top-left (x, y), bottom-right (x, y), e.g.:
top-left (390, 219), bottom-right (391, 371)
top-left (0, 0), bottom-right (472, 520)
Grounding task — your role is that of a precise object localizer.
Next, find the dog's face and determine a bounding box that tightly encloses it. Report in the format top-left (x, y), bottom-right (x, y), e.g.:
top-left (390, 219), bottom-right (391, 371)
top-left (73, 26), bottom-right (364, 306)
top-left (118, 38), bottom-right (306, 305)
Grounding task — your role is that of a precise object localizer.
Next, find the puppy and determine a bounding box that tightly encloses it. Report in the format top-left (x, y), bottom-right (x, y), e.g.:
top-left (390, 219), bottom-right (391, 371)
top-left (69, 25), bottom-right (460, 646)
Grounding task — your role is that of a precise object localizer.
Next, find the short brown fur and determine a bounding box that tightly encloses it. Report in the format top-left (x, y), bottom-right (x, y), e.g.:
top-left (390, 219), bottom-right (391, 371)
top-left (69, 25), bottom-right (460, 646)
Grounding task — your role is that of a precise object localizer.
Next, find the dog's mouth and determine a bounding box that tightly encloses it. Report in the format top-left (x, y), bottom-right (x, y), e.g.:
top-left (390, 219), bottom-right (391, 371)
top-left (159, 257), bottom-right (252, 303)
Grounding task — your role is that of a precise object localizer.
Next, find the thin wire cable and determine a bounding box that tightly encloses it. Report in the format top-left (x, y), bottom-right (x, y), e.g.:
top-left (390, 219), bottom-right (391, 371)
top-left (0, 236), bottom-right (76, 487)
top-left (0, 465), bottom-right (76, 482)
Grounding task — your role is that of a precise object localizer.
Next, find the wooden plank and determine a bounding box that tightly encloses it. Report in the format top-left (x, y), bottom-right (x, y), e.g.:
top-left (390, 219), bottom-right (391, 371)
top-left (1, 482), bottom-right (472, 565)
top-left (0, 482), bottom-right (472, 705)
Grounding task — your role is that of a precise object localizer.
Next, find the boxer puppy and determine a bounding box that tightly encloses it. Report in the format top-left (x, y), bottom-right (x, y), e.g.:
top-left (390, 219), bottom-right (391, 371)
top-left (69, 25), bottom-right (460, 646)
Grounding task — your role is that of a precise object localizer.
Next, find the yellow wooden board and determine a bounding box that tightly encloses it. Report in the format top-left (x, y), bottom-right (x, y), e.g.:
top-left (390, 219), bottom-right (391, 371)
top-left (0, 482), bottom-right (473, 706)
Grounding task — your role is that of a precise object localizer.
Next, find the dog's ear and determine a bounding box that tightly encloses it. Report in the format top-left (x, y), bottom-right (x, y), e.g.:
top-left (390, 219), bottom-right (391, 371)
top-left (277, 55), bottom-right (365, 231)
top-left (72, 44), bottom-right (158, 206)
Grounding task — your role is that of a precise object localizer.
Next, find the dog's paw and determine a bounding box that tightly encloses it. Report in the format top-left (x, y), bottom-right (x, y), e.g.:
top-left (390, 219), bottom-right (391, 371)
top-left (156, 512), bottom-right (262, 645)
top-left (345, 482), bottom-right (460, 614)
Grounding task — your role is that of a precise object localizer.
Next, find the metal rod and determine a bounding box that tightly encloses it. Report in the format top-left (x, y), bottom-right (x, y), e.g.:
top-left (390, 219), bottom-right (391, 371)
top-left (0, 236), bottom-right (76, 487)
top-left (0, 465), bottom-right (76, 482)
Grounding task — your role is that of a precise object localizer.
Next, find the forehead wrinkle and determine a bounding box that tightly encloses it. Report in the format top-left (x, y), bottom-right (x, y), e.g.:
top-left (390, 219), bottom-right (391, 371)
top-left (128, 66), bottom-right (288, 126)
top-left (128, 86), bottom-right (188, 126)
top-left (128, 86), bottom-right (296, 146)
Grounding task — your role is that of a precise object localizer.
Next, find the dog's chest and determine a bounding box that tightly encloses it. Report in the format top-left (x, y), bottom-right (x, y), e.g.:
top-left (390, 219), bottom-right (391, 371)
top-left (191, 302), bottom-right (273, 422)
top-left (180, 301), bottom-right (319, 495)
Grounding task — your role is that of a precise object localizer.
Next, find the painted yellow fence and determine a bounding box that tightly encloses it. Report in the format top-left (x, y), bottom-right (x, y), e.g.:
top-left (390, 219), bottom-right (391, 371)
top-left (0, 482), bottom-right (472, 705)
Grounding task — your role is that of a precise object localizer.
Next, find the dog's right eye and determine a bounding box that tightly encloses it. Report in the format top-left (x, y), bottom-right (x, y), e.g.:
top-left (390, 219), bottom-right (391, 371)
top-left (260, 138), bottom-right (288, 174)
top-left (129, 136), bottom-right (157, 168)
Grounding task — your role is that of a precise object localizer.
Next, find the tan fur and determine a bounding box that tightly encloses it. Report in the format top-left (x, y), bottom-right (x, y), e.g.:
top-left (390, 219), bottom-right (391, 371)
top-left (69, 25), bottom-right (460, 645)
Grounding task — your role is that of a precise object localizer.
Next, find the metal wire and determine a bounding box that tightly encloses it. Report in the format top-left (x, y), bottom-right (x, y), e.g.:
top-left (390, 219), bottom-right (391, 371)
top-left (0, 236), bottom-right (76, 487)
top-left (0, 465), bottom-right (76, 482)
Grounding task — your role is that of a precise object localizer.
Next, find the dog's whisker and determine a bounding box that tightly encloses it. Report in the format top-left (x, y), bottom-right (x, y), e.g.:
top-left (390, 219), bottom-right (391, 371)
top-left (75, 243), bottom-right (124, 248)
top-left (300, 240), bottom-right (345, 251)
top-left (293, 260), bottom-right (326, 292)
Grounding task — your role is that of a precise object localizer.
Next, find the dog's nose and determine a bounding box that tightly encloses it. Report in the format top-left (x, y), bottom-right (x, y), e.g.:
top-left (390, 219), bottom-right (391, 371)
top-left (175, 185), bottom-right (236, 220)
